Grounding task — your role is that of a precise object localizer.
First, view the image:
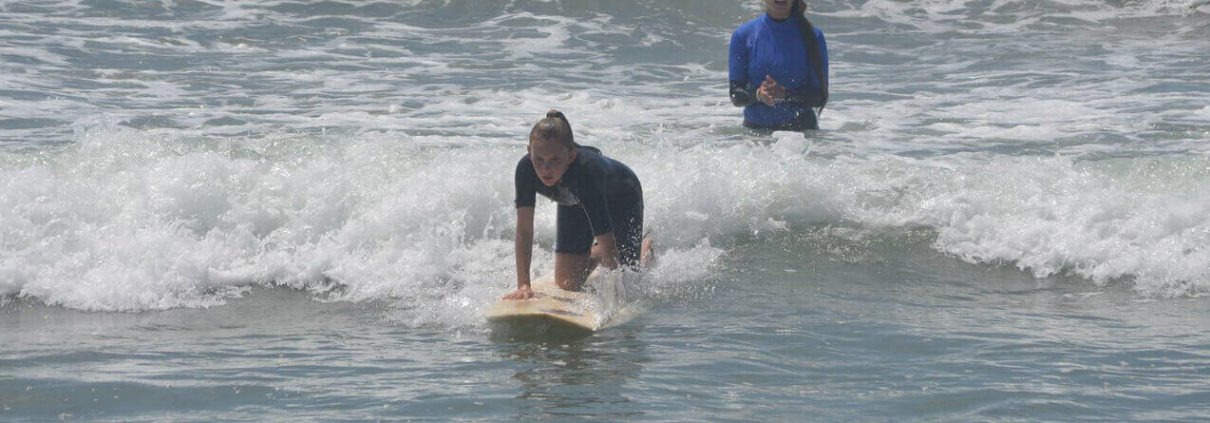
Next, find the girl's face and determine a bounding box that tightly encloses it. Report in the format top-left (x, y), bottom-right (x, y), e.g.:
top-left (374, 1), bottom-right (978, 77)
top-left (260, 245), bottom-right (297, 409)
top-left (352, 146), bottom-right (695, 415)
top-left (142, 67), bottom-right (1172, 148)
top-left (764, 0), bottom-right (793, 19)
top-left (528, 137), bottom-right (576, 187)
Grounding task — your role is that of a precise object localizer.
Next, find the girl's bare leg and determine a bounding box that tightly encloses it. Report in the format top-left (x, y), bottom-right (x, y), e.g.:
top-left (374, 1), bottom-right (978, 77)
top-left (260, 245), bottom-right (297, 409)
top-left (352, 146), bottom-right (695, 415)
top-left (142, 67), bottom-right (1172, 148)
top-left (640, 233), bottom-right (656, 270)
top-left (554, 252), bottom-right (593, 291)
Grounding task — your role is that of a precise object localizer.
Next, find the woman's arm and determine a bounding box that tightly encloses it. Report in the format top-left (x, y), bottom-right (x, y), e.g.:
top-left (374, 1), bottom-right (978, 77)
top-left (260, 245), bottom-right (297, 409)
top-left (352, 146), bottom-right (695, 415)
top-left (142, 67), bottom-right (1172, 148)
top-left (728, 29), bottom-right (755, 107)
top-left (730, 81), bottom-right (758, 107)
top-left (781, 88), bottom-right (825, 107)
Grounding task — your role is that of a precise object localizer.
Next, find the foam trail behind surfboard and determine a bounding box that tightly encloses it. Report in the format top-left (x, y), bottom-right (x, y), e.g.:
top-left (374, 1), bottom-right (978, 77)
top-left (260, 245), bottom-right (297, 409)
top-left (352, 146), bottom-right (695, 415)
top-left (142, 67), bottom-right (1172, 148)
top-left (588, 271), bottom-right (646, 329)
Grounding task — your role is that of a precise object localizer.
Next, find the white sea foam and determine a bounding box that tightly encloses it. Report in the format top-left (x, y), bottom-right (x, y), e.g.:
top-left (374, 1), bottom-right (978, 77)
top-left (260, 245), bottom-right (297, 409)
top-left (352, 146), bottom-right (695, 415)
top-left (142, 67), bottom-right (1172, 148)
top-left (2, 0), bottom-right (1209, 317)
top-left (874, 154), bottom-right (1210, 297)
top-left (0, 127), bottom-right (727, 314)
top-left (3, 125), bottom-right (1207, 316)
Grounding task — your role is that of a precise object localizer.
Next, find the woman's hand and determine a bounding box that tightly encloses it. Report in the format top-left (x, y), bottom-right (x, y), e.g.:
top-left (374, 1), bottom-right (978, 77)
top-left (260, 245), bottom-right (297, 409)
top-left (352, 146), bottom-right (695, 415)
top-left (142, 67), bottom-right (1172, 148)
top-left (503, 286), bottom-right (535, 300)
top-left (757, 75), bottom-right (787, 106)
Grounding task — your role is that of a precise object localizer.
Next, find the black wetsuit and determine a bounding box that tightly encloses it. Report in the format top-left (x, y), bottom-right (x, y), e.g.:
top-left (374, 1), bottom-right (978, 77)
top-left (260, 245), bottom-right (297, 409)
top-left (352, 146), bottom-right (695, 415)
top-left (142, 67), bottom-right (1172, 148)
top-left (515, 146), bottom-right (644, 269)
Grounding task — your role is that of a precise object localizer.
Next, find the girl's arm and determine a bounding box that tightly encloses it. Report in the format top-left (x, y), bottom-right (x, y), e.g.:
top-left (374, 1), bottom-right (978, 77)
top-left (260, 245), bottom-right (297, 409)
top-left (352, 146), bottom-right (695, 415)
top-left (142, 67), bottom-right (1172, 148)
top-left (504, 207), bottom-right (536, 300)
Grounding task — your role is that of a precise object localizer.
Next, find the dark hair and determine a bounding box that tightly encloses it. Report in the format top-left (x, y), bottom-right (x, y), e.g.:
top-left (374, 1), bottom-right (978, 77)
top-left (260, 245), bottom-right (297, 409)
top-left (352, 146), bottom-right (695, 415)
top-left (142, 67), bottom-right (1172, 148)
top-left (530, 109), bottom-right (576, 149)
top-left (792, 0), bottom-right (828, 113)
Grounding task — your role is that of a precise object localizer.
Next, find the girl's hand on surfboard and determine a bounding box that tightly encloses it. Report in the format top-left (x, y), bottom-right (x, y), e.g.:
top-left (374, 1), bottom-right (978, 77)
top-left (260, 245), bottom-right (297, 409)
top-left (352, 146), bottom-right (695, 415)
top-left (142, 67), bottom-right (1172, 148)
top-left (503, 286), bottom-right (535, 300)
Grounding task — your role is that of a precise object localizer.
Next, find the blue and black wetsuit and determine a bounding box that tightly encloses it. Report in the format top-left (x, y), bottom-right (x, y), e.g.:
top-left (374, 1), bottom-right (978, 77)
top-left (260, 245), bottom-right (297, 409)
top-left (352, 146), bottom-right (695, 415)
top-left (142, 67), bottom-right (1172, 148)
top-left (515, 146), bottom-right (644, 269)
top-left (729, 13), bottom-right (829, 131)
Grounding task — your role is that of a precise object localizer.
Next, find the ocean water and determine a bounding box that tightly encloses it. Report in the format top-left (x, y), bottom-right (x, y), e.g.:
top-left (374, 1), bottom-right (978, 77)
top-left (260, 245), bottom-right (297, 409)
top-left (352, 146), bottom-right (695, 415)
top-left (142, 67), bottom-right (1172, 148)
top-left (2, 0), bottom-right (1210, 421)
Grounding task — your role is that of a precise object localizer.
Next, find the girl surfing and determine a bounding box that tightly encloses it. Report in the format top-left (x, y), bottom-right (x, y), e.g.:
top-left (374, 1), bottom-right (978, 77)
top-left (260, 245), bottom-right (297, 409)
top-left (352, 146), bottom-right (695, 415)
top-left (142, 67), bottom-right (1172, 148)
top-left (505, 110), bottom-right (653, 300)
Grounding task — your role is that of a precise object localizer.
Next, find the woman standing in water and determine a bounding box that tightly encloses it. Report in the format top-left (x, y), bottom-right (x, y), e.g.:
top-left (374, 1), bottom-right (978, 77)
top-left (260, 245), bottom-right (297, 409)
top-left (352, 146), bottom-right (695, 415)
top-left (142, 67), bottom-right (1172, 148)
top-left (505, 110), bottom-right (652, 300)
top-left (729, 0), bottom-right (830, 131)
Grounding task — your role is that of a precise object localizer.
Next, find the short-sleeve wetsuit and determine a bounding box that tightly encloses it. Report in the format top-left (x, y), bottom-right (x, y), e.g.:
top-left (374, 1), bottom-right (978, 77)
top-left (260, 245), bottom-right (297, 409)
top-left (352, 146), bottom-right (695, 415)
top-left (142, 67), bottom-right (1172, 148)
top-left (729, 13), bottom-right (829, 131)
top-left (515, 146), bottom-right (644, 269)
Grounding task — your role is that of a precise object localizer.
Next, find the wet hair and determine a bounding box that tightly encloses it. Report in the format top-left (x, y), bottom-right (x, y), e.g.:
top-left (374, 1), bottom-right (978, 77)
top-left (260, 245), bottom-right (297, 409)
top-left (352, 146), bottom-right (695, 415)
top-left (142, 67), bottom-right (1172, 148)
top-left (529, 109), bottom-right (577, 149)
top-left (791, 0), bottom-right (828, 113)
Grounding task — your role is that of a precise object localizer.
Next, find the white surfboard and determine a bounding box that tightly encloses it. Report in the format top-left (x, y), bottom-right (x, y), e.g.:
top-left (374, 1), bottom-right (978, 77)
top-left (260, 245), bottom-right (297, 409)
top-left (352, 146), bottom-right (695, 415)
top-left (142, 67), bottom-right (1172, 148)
top-left (486, 271), bottom-right (617, 336)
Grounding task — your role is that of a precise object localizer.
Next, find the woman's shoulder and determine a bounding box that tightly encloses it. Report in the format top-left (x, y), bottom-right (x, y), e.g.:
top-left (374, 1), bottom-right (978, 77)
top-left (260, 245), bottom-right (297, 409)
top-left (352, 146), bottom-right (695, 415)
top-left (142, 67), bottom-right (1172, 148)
top-left (733, 15), bottom-right (765, 36)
